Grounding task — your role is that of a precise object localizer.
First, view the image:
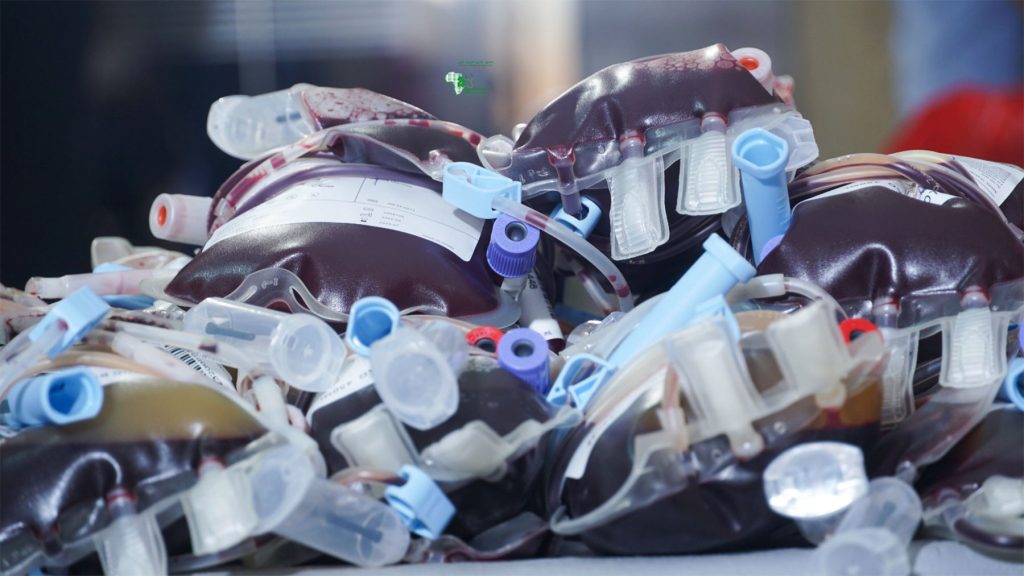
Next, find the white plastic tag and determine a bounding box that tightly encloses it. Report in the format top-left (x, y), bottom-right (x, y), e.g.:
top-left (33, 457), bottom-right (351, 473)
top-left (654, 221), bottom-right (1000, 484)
top-left (952, 156), bottom-right (1023, 207)
top-left (206, 176), bottom-right (484, 261)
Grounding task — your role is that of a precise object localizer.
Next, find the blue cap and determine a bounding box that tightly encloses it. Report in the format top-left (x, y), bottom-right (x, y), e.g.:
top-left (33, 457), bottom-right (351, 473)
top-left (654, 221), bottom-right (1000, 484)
top-left (346, 297), bottom-right (400, 357)
top-left (5, 367), bottom-right (104, 429)
top-left (731, 128), bottom-right (792, 265)
top-left (442, 162), bottom-right (522, 219)
top-left (551, 195), bottom-right (602, 239)
top-left (487, 214), bottom-right (540, 279)
top-left (93, 263), bottom-right (156, 309)
top-left (384, 465), bottom-right (455, 540)
top-left (29, 287), bottom-right (110, 357)
top-left (497, 328), bottom-right (550, 394)
top-left (999, 357), bottom-right (1024, 411)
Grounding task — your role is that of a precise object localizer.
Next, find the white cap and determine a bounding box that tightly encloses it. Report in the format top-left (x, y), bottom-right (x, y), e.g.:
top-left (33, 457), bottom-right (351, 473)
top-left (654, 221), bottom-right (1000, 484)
top-left (941, 307), bottom-right (1004, 389)
top-left (149, 194), bottom-right (212, 246)
top-left (732, 47), bottom-right (775, 94)
top-left (370, 325), bottom-right (461, 430)
top-left (182, 464), bottom-right (259, 555)
top-left (817, 527), bottom-right (911, 576)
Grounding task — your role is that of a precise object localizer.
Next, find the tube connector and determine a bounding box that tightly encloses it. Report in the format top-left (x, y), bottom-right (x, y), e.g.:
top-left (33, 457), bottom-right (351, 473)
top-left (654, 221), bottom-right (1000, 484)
top-left (384, 465), bottom-right (456, 540)
top-left (732, 128), bottom-right (791, 265)
top-left (5, 367), bottom-right (103, 429)
top-left (442, 162), bottom-right (522, 219)
top-left (551, 196), bottom-right (602, 238)
top-left (149, 194), bottom-right (213, 246)
top-left (29, 287), bottom-right (109, 357)
top-left (345, 297), bottom-right (400, 357)
top-left (497, 328), bottom-right (550, 394)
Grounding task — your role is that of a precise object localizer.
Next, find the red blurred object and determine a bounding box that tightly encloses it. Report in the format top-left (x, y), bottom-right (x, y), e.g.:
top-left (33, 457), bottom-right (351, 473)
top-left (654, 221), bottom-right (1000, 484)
top-left (884, 87), bottom-right (1024, 166)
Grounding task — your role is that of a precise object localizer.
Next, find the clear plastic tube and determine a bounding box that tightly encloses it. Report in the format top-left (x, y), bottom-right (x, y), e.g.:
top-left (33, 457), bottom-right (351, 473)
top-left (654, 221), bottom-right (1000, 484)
top-left (492, 196), bottom-right (634, 312)
top-left (86, 329), bottom-right (219, 387)
top-left (25, 269), bottom-right (171, 300)
top-left (110, 320), bottom-right (260, 383)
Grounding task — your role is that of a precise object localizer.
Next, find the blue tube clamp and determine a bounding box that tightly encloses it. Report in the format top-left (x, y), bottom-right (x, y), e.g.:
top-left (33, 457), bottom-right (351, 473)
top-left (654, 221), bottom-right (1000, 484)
top-left (384, 465), bottom-right (455, 540)
top-left (442, 162), bottom-right (521, 219)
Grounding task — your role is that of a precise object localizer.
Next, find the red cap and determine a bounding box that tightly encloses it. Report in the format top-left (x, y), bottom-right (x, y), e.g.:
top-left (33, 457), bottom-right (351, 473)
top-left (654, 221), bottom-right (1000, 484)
top-left (466, 326), bottom-right (504, 352)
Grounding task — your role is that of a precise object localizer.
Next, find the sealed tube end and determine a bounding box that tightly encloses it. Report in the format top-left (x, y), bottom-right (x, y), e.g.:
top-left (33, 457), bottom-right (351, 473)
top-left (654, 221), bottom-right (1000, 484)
top-left (346, 297), bottom-right (400, 357)
top-left (6, 368), bottom-right (103, 428)
top-left (370, 327), bottom-right (459, 430)
top-left (149, 194), bottom-right (213, 246)
top-left (487, 214), bottom-right (540, 278)
top-left (763, 442), bottom-right (868, 523)
top-left (384, 465), bottom-right (456, 540)
top-left (207, 87), bottom-right (313, 160)
top-left (182, 462), bottom-right (258, 555)
top-left (817, 528), bottom-right (910, 576)
top-left (497, 328), bottom-right (550, 394)
top-left (269, 314), bottom-right (346, 392)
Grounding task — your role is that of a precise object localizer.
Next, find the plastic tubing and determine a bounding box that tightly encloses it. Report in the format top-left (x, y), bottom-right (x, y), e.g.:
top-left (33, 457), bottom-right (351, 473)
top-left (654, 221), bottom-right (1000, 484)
top-left (87, 329), bottom-right (217, 386)
top-left (110, 321), bottom-right (258, 384)
top-left (493, 195), bottom-right (634, 312)
top-left (25, 269), bottom-right (163, 300)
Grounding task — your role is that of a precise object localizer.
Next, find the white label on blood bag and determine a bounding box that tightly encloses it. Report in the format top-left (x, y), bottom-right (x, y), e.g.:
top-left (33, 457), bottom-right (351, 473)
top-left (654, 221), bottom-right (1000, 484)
top-left (206, 176), bottom-right (484, 261)
top-left (306, 355), bottom-right (375, 423)
top-left (952, 156), bottom-right (1023, 206)
top-left (564, 370), bottom-right (664, 480)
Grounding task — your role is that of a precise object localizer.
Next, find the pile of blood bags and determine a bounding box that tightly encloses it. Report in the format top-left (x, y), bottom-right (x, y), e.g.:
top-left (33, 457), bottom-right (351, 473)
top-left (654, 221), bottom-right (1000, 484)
top-left (2, 44), bottom-right (1022, 576)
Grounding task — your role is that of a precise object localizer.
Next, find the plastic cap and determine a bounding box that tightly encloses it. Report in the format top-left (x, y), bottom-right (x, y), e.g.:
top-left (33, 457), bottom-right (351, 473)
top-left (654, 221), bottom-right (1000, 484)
top-left (497, 328), bottom-right (550, 394)
top-left (763, 442), bottom-right (868, 520)
top-left (466, 326), bottom-right (504, 353)
top-left (148, 194), bottom-right (213, 246)
top-left (384, 465), bottom-right (456, 539)
top-left (6, 367), bottom-right (103, 429)
top-left (94, 263), bottom-right (156, 310)
top-left (551, 195), bottom-right (602, 239)
top-left (370, 326), bottom-right (460, 430)
top-left (732, 47), bottom-right (775, 93)
top-left (346, 296), bottom-right (400, 357)
top-left (441, 162), bottom-right (522, 219)
top-left (29, 287), bottom-right (110, 357)
top-left (182, 464), bottom-right (258, 555)
top-left (487, 214), bottom-right (540, 278)
top-left (772, 114), bottom-right (820, 172)
top-left (817, 527), bottom-right (910, 576)
top-left (207, 87), bottom-right (313, 160)
top-left (247, 445), bottom-right (409, 567)
top-left (677, 129), bottom-right (740, 216)
top-left (999, 357), bottom-right (1024, 410)
top-left (836, 477), bottom-right (922, 544)
top-left (732, 128), bottom-right (791, 264)
top-left (268, 313), bottom-right (346, 392)
top-left (607, 139), bottom-right (670, 260)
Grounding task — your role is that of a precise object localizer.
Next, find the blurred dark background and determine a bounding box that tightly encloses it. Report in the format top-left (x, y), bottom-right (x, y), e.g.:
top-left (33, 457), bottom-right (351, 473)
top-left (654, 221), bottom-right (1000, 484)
top-left (2, 0), bottom-right (1021, 288)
